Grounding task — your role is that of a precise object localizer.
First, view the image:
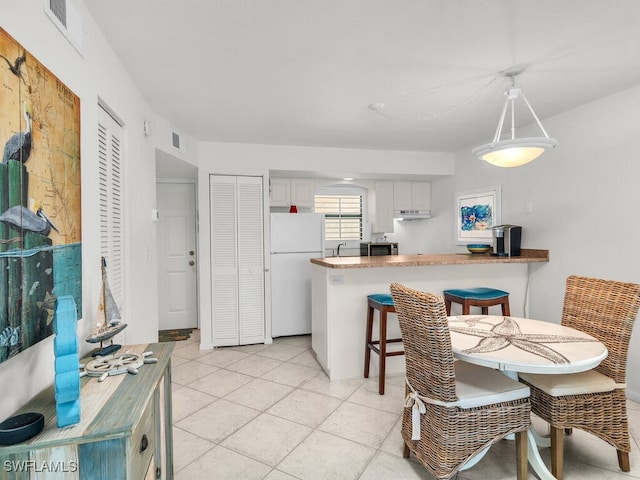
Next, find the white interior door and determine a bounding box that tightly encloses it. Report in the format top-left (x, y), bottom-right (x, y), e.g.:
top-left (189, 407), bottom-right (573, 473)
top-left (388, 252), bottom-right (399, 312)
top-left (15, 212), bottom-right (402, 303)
top-left (210, 176), bottom-right (240, 345)
top-left (157, 182), bottom-right (198, 330)
top-left (210, 175), bottom-right (265, 346)
top-left (237, 176), bottom-right (265, 344)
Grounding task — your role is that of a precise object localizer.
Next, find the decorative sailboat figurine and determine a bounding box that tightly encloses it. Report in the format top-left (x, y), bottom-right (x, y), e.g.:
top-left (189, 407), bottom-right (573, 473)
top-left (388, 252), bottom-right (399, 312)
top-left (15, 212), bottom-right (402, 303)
top-left (86, 257), bottom-right (127, 356)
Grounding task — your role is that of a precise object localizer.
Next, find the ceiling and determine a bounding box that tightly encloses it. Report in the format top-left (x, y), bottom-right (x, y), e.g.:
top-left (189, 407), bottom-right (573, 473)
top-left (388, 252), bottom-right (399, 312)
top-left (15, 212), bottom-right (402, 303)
top-left (83, 0), bottom-right (640, 153)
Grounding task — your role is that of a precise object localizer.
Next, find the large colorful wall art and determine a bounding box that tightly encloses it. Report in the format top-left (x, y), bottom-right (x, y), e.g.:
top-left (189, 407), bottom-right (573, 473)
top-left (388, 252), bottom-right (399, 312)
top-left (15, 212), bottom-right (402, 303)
top-left (0, 27), bottom-right (82, 364)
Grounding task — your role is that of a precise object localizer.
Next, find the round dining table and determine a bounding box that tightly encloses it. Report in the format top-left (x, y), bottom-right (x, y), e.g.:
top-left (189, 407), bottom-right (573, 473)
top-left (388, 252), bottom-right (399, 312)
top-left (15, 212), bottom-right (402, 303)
top-left (447, 314), bottom-right (608, 480)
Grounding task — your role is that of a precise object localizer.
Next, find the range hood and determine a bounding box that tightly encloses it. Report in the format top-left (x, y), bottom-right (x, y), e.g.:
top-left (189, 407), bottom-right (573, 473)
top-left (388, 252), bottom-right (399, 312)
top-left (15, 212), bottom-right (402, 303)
top-left (393, 209), bottom-right (432, 220)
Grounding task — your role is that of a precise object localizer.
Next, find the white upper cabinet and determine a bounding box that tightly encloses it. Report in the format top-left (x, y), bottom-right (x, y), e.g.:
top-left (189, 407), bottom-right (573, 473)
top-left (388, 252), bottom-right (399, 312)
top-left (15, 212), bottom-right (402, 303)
top-left (393, 181), bottom-right (431, 211)
top-left (270, 178), bottom-right (291, 207)
top-left (270, 178), bottom-right (316, 208)
top-left (372, 180), bottom-right (394, 233)
top-left (290, 178), bottom-right (315, 208)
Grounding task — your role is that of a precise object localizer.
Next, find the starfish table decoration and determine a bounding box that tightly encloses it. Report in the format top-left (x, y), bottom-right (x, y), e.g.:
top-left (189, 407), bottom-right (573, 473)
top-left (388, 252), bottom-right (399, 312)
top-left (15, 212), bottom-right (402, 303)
top-left (449, 316), bottom-right (599, 364)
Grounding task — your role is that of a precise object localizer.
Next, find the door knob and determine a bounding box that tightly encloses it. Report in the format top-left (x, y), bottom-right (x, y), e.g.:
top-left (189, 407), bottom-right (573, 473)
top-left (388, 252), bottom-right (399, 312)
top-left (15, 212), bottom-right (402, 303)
top-left (189, 261), bottom-right (195, 266)
top-left (189, 251), bottom-right (194, 256)
top-left (140, 434), bottom-right (149, 453)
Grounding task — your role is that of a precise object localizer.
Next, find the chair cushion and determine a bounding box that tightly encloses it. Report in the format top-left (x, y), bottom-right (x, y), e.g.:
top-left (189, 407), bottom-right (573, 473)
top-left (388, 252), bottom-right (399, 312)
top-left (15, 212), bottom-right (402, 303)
top-left (454, 361), bottom-right (530, 409)
top-left (443, 287), bottom-right (509, 300)
top-left (519, 370), bottom-right (617, 396)
top-left (368, 293), bottom-right (394, 306)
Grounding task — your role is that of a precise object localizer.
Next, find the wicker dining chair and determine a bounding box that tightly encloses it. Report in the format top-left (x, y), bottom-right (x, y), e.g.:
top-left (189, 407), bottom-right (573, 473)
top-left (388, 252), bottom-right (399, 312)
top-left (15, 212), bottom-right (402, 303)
top-left (519, 275), bottom-right (640, 479)
top-left (389, 283), bottom-right (531, 480)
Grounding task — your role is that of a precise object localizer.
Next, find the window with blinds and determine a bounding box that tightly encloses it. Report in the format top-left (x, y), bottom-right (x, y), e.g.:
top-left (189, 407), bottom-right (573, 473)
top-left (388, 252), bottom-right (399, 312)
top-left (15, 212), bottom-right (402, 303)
top-left (97, 105), bottom-right (124, 307)
top-left (315, 194), bottom-right (363, 241)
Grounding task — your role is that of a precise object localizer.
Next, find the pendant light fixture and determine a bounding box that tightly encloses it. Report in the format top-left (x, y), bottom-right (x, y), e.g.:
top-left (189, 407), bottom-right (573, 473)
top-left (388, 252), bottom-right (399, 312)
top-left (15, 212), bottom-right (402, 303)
top-left (473, 67), bottom-right (558, 167)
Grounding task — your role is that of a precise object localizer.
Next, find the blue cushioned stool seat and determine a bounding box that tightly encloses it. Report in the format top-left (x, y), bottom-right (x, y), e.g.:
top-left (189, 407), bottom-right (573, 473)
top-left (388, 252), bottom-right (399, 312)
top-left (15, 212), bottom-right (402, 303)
top-left (365, 294), bottom-right (403, 395)
top-left (443, 287), bottom-right (509, 300)
top-left (443, 287), bottom-right (510, 316)
top-left (367, 293), bottom-right (395, 306)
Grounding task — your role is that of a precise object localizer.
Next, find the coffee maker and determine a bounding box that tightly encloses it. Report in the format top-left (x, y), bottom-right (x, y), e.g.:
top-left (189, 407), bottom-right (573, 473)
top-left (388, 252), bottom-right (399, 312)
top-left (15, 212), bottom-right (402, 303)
top-left (491, 225), bottom-right (522, 257)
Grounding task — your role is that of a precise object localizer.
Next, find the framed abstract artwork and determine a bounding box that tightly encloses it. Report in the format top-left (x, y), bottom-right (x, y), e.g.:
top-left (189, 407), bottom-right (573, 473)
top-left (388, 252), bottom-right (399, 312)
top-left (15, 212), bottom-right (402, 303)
top-left (454, 185), bottom-right (501, 245)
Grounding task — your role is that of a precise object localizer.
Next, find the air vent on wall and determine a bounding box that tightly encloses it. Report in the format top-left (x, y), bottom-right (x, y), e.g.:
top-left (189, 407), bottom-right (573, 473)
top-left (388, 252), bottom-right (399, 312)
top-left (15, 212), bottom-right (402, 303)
top-left (49, 0), bottom-right (67, 26)
top-left (171, 131), bottom-right (185, 152)
top-left (44, 0), bottom-right (84, 57)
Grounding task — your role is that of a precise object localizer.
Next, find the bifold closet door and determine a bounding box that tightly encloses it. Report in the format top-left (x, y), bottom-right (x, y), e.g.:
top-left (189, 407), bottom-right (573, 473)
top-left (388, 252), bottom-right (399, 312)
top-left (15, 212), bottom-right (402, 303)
top-left (210, 175), bottom-right (264, 346)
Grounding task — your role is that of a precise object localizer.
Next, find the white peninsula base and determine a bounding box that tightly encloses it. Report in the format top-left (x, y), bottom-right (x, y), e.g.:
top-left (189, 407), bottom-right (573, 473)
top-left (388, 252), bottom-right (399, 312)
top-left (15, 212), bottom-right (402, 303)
top-left (311, 257), bottom-right (546, 382)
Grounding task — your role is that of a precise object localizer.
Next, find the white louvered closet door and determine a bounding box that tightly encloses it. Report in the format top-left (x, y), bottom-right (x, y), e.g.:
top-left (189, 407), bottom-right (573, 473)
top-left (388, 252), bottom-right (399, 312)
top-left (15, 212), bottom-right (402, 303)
top-left (210, 175), bottom-right (264, 346)
top-left (97, 106), bottom-right (123, 309)
top-left (237, 177), bottom-right (265, 344)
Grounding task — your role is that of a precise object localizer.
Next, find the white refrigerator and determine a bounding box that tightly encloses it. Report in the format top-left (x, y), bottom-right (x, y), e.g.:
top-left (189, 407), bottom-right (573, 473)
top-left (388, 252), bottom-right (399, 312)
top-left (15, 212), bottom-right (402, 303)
top-left (270, 213), bottom-right (324, 337)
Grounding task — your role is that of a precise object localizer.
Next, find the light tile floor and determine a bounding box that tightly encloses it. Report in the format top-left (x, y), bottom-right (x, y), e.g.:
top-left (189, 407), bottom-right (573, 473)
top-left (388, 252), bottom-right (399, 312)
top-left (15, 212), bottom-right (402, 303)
top-left (170, 331), bottom-right (640, 479)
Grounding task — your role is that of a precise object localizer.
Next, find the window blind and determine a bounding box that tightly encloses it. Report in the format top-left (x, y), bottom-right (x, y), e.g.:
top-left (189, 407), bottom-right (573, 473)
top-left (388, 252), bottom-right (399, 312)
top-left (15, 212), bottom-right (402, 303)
top-left (315, 194), bottom-right (363, 241)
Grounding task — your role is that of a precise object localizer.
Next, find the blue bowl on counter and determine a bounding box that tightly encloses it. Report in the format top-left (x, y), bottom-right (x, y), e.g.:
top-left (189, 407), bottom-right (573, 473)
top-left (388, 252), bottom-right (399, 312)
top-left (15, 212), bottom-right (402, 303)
top-left (467, 244), bottom-right (491, 254)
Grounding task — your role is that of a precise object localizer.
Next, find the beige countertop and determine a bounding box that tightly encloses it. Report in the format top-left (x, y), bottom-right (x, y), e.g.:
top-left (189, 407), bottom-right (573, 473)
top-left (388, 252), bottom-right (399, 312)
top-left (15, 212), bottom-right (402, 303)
top-left (310, 248), bottom-right (549, 269)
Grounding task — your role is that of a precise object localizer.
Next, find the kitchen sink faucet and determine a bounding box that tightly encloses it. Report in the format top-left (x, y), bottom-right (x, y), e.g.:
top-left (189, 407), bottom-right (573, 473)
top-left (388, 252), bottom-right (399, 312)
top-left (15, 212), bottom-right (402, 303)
top-left (337, 242), bottom-right (347, 257)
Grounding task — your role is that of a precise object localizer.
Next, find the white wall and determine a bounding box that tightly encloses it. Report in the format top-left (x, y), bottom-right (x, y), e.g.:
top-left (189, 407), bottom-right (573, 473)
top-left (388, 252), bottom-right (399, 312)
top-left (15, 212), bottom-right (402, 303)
top-left (423, 84), bottom-right (640, 400)
top-left (0, 0), bottom-right (168, 419)
top-left (384, 218), bottom-right (442, 254)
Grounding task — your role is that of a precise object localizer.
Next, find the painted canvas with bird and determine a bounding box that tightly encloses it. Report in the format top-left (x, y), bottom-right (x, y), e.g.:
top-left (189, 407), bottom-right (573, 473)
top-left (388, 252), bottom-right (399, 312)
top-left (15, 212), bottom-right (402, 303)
top-left (0, 27), bottom-right (82, 364)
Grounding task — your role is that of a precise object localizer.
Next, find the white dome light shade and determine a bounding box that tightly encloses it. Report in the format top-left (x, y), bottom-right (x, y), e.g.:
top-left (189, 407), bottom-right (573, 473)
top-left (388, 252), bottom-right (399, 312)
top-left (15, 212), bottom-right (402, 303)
top-left (473, 81), bottom-right (558, 167)
top-left (473, 137), bottom-right (558, 168)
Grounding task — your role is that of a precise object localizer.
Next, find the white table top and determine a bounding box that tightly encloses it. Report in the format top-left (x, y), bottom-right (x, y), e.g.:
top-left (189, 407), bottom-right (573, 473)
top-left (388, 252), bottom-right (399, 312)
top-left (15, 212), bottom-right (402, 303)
top-left (448, 315), bottom-right (608, 374)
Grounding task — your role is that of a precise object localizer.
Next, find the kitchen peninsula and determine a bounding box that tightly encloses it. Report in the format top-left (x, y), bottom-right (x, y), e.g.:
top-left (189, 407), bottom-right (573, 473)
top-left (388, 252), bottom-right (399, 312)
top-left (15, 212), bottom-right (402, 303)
top-left (310, 249), bottom-right (549, 381)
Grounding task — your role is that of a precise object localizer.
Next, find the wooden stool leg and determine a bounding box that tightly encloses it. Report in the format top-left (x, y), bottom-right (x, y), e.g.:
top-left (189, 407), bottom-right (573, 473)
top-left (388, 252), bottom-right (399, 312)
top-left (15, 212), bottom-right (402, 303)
top-left (462, 300), bottom-right (471, 315)
top-left (481, 306), bottom-right (489, 315)
top-left (364, 305), bottom-right (374, 378)
top-left (378, 308), bottom-right (387, 395)
top-left (445, 298), bottom-right (452, 315)
top-left (502, 299), bottom-right (511, 316)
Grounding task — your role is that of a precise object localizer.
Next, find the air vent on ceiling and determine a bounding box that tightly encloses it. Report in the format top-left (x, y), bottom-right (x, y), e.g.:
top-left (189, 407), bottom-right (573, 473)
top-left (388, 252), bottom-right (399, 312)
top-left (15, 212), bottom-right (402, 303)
top-left (44, 0), bottom-right (84, 57)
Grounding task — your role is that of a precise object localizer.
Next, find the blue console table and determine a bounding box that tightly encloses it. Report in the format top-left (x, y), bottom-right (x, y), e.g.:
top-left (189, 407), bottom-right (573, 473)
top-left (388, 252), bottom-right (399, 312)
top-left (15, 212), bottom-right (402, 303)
top-left (0, 342), bottom-right (174, 479)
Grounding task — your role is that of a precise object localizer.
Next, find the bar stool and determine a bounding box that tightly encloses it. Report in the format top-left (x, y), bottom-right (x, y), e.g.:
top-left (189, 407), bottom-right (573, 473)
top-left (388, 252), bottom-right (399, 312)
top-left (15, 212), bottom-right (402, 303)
top-left (443, 287), bottom-right (510, 316)
top-left (364, 293), bottom-right (404, 395)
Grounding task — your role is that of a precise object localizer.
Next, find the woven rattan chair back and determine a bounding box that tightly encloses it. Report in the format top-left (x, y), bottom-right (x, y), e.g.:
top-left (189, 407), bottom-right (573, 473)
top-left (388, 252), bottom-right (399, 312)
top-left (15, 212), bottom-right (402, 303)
top-left (521, 274), bottom-right (640, 478)
top-left (389, 282), bottom-right (530, 480)
top-left (389, 282), bottom-right (457, 403)
top-left (561, 275), bottom-right (640, 384)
